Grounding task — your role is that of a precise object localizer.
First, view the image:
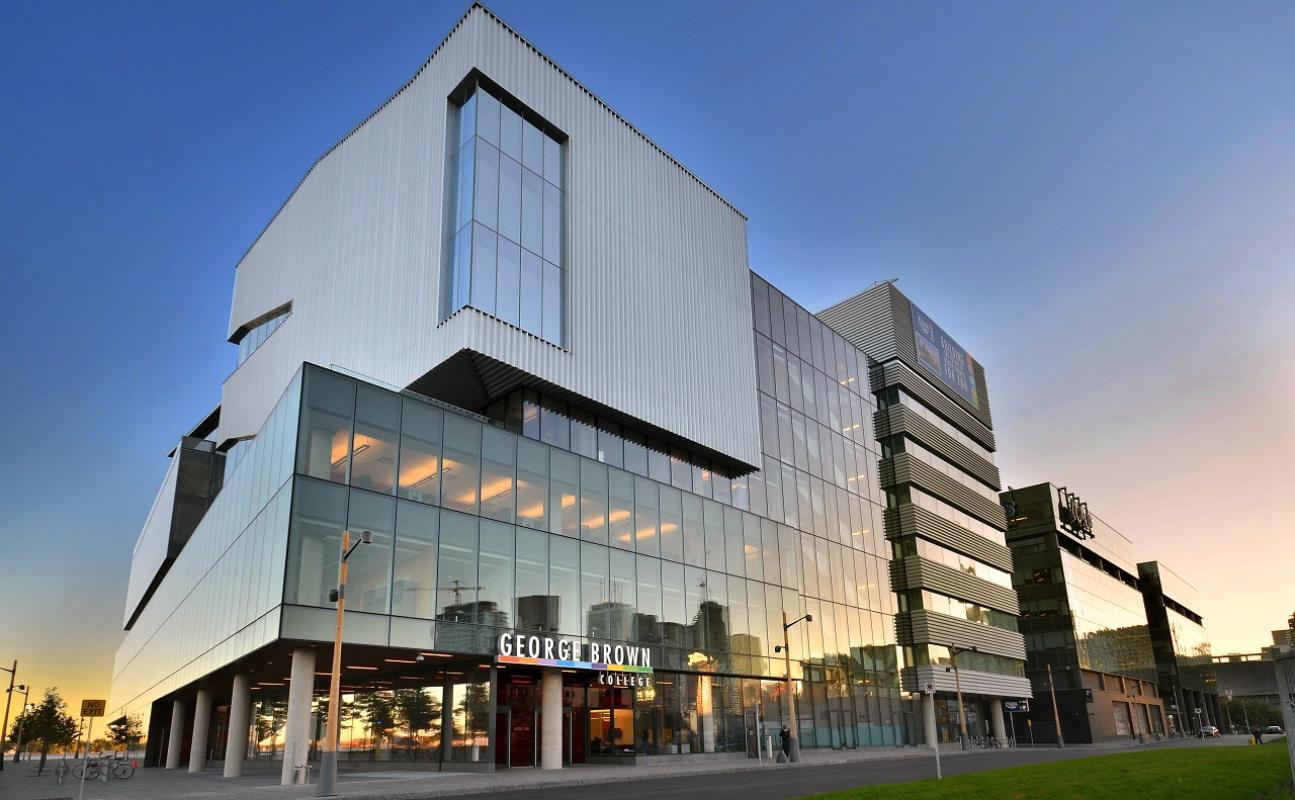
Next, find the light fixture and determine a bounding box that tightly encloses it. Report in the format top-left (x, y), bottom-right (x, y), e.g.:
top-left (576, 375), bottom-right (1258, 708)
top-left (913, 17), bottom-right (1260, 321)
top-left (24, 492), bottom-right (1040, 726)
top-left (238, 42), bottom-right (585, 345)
top-left (384, 658), bottom-right (417, 665)
top-left (347, 665), bottom-right (379, 671)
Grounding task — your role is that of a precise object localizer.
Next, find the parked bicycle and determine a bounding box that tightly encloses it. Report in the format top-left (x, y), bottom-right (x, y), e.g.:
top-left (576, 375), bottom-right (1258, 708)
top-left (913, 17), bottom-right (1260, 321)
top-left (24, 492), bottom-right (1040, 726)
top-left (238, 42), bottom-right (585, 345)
top-left (71, 756), bottom-right (135, 780)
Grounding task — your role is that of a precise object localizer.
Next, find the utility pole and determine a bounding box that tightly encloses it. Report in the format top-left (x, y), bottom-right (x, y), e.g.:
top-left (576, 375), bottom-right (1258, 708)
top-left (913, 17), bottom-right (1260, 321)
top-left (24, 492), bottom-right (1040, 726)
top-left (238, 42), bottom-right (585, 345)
top-left (0, 660), bottom-right (16, 773)
top-left (1046, 663), bottom-right (1065, 748)
top-left (319, 530), bottom-right (371, 797)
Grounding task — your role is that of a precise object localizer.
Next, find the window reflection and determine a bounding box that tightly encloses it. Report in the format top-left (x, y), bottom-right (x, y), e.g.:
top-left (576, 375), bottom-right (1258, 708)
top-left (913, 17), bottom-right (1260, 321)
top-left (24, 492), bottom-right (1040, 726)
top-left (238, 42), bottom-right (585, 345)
top-left (444, 83), bottom-right (564, 346)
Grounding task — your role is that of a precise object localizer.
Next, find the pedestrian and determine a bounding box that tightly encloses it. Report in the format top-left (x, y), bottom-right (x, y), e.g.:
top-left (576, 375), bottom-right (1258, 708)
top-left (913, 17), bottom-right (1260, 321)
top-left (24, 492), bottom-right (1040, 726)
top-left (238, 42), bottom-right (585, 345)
top-left (1254, 728), bottom-right (1264, 746)
top-left (780, 725), bottom-right (791, 757)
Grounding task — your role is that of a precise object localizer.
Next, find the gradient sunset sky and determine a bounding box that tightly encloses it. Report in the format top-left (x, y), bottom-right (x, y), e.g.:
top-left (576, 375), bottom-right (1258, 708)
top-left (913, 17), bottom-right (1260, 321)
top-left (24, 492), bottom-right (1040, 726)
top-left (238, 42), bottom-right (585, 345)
top-left (2, 0), bottom-right (1292, 708)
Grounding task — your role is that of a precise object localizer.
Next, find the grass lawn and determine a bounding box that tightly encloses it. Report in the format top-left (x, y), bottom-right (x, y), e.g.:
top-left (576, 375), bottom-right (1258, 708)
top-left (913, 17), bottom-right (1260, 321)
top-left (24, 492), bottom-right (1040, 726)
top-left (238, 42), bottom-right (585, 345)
top-left (803, 741), bottom-right (1293, 800)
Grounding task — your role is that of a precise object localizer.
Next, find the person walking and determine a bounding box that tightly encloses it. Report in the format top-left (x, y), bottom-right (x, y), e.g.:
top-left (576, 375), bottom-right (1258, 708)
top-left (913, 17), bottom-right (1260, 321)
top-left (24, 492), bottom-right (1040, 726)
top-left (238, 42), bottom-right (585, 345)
top-left (1253, 728), bottom-right (1264, 746)
top-left (780, 725), bottom-right (791, 758)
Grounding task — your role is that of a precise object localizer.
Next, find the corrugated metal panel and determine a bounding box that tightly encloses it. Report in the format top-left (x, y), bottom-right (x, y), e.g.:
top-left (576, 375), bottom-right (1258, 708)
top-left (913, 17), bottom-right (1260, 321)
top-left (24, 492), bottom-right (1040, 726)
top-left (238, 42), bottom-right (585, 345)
top-left (890, 557), bottom-right (1021, 615)
top-left (884, 505), bottom-right (1013, 572)
top-left (902, 665), bottom-right (1033, 698)
top-left (817, 282), bottom-right (896, 364)
top-left (880, 453), bottom-right (1008, 530)
top-left (822, 283), bottom-right (995, 431)
top-left (871, 361), bottom-right (995, 451)
top-left (220, 5), bottom-right (759, 468)
top-left (875, 405), bottom-right (1001, 489)
top-left (897, 610), bottom-right (1027, 661)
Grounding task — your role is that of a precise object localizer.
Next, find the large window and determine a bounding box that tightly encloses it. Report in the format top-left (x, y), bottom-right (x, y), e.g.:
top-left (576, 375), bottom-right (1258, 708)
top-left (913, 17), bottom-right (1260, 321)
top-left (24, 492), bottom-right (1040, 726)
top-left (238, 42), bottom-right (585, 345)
top-left (445, 84), bottom-right (564, 346)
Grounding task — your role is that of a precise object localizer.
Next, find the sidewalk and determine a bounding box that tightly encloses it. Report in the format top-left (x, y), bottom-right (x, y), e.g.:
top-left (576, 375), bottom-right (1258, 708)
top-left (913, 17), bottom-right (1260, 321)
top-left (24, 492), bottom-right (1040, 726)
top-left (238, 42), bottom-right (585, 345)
top-left (0, 736), bottom-right (1238, 800)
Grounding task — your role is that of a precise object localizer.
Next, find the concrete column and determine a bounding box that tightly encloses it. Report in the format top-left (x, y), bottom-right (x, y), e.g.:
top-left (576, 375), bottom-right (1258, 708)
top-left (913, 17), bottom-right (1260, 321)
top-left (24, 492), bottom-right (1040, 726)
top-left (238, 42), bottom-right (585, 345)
top-left (440, 678), bottom-right (455, 763)
top-left (990, 699), bottom-right (1007, 742)
top-left (188, 689), bottom-right (213, 773)
top-left (541, 668), bottom-right (562, 770)
top-left (165, 700), bottom-right (187, 769)
top-left (280, 648), bottom-right (316, 786)
top-left (698, 673), bottom-right (715, 753)
top-left (223, 674), bottom-right (252, 778)
top-left (922, 693), bottom-right (938, 749)
top-left (309, 427), bottom-right (334, 478)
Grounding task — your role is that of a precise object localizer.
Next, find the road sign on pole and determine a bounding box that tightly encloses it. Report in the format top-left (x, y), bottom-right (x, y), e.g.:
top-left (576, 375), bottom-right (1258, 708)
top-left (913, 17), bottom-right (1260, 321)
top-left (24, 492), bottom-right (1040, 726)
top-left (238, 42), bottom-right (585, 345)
top-left (80, 700), bottom-right (105, 718)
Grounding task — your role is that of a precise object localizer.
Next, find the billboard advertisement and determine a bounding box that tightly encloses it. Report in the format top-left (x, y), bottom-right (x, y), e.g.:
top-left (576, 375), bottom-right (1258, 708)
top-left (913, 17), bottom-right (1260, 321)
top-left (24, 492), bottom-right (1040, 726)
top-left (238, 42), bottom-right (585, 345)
top-left (910, 303), bottom-right (980, 409)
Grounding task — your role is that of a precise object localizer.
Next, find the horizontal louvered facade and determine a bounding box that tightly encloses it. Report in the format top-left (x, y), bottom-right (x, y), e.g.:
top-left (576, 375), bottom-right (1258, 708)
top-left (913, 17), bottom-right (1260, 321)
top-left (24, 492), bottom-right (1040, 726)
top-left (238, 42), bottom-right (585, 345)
top-left (821, 281), bottom-right (1029, 734)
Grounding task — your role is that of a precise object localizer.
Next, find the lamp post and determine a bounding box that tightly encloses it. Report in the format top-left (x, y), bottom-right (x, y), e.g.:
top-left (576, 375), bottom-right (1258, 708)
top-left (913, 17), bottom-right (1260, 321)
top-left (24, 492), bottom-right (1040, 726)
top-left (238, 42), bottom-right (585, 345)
top-left (948, 645), bottom-right (976, 750)
top-left (774, 612), bottom-right (813, 763)
top-left (0, 660), bottom-right (16, 772)
top-left (318, 529), bottom-right (372, 797)
top-left (11, 686), bottom-right (30, 763)
top-left (1224, 690), bottom-right (1234, 735)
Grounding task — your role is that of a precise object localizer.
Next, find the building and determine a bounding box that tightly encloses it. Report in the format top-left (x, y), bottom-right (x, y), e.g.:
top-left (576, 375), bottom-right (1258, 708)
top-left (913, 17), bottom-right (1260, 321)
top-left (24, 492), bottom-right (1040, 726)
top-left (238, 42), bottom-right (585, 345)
top-left (1137, 561), bottom-right (1219, 734)
top-left (1001, 483), bottom-right (1165, 744)
top-left (107, 4), bottom-right (944, 780)
top-left (820, 283), bottom-right (1031, 747)
top-left (1213, 653), bottom-right (1280, 717)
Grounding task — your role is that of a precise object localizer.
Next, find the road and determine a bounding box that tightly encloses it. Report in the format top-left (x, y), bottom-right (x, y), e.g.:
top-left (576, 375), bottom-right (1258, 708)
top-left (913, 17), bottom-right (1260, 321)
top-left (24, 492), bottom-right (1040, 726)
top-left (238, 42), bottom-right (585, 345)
top-left (452, 737), bottom-right (1246, 800)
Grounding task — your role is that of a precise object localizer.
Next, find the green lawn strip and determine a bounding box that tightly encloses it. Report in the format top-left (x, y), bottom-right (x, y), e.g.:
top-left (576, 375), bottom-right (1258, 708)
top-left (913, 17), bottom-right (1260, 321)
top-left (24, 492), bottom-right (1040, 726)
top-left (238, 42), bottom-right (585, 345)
top-left (801, 743), bottom-right (1293, 800)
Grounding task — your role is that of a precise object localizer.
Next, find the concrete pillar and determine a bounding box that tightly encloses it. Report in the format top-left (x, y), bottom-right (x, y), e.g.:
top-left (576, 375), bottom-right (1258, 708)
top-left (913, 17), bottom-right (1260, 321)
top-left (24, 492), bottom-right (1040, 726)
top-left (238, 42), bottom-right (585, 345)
top-left (922, 693), bottom-right (938, 749)
top-left (188, 689), bottom-right (213, 773)
top-left (280, 648), bottom-right (316, 786)
top-left (165, 700), bottom-right (187, 769)
top-left (541, 668), bottom-right (562, 770)
top-left (223, 674), bottom-right (252, 778)
top-left (440, 678), bottom-right (455, 763)
top-left (698, 673), bottom-right (715, 753)
top-left (309, 428), bottom-right (334, 478)
top-left (990, 699), bottom-right (1007, 742)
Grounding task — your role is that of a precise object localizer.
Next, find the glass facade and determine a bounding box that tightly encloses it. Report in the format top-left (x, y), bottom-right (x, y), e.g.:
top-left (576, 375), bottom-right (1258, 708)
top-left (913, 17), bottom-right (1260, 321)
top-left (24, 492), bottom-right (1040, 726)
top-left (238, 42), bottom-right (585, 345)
top-left (445, 83), bottom-right (564, 346)
top-left (277, 272), bottom-right (906, 756)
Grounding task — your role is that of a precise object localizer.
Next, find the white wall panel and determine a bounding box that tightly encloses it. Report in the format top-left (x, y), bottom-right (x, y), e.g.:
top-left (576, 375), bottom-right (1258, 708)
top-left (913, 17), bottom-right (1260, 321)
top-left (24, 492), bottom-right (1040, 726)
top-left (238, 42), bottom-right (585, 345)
top-left (222, 5), bottom-right (759, 467)
top-left (109, 375), bottom-right (301, 719)
top-left (123, 453), bottom-right (180, 626)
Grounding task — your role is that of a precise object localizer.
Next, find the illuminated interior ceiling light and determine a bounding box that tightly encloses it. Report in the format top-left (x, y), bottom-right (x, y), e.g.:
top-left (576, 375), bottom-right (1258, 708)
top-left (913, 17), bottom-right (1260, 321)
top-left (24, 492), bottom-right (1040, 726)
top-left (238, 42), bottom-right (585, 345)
top-left (334, 443), bottom-right (369, 468)
top-left (478, 478), bottom-right (513, 502)
top-left (384, 658), bottom-right (417, 664)
top-left (419, 652), bottom-right (452, 658)
top-left (347, 665), bottom-right (379, 671)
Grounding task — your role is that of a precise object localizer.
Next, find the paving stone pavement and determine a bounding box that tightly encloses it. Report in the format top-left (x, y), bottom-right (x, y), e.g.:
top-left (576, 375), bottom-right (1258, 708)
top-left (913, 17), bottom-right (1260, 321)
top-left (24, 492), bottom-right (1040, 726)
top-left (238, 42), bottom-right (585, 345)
top-left (0, 735), bottom-right (1250, 800)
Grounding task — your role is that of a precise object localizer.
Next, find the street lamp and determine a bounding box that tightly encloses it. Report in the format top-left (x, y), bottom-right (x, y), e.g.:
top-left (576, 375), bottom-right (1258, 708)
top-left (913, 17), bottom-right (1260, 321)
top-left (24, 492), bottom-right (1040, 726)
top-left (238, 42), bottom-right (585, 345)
top-left (947, 645), bottom-right (977, 750)
top-left (318, 529), bottom-right (372, 797)
top-left (773, 612), bottom-right (813, 763)
top-left (11, 686), bottom-right (30, 763)
top-left (0, 660), bottom-right (16, 773)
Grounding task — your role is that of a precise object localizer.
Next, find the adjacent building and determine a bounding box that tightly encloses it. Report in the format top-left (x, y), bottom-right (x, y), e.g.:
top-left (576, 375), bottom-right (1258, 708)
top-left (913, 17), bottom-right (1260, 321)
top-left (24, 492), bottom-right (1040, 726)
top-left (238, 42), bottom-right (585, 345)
top-left (1001, 483), bottom-right (1164, 743)
top-left (821, 283), bottom-right (1031, 747)
top-left (108, 4), bottom-right (946, 780)
top-left (1137, 561), bottom-right (1219, 734)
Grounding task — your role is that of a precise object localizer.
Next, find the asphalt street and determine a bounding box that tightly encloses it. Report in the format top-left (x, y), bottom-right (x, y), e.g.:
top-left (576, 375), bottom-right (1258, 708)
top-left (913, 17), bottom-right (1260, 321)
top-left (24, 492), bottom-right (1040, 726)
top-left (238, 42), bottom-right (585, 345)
top-left (452, 738), bottom-right (1240, 800)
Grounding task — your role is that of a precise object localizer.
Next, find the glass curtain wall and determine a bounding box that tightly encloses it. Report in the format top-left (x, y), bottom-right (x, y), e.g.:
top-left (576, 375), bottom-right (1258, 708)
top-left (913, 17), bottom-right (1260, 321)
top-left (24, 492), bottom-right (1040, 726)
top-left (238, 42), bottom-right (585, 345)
top-left (445, 82), bottom-right (564, 346)
top-left (284, 275), bottom-right (905, 749)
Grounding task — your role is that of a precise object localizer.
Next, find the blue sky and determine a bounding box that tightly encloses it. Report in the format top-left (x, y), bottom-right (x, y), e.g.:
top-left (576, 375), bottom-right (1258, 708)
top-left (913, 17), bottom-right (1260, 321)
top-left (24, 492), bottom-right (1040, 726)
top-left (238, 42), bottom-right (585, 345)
top-left (2, 0), bottom-right (1292, 703)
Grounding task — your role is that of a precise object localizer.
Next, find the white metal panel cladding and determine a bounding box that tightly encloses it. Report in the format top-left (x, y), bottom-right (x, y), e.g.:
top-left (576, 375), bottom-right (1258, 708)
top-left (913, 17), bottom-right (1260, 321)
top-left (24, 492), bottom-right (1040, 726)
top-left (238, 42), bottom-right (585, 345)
top-left (223, 5), bottom-right (759, 467)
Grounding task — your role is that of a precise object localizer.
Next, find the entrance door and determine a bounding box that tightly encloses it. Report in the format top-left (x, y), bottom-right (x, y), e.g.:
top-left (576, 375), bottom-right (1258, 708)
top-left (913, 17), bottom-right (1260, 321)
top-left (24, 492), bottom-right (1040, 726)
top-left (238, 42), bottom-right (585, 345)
top-left (497, 679), bottom-right (538, 768)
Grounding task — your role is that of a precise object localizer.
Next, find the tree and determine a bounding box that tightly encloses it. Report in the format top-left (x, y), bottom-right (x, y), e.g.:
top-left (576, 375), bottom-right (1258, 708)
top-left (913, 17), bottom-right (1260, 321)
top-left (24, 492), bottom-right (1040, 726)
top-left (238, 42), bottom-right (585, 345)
top-left (8, 690), bottom-right (76, 775)
top-left (106, 715), bottom-right (142, 757)
top-left (392, 689), bottom-right (441, 758)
